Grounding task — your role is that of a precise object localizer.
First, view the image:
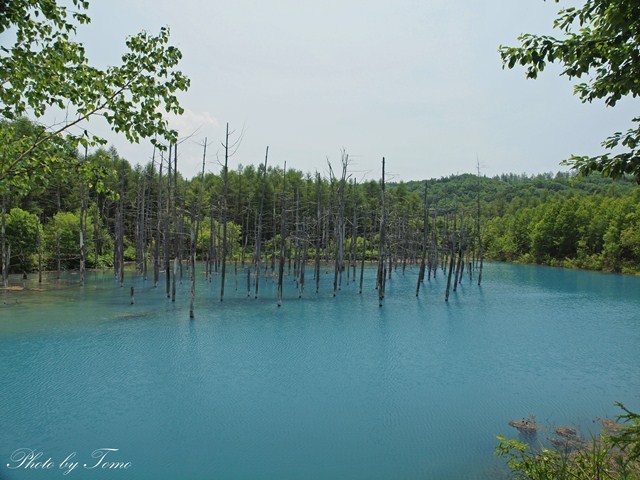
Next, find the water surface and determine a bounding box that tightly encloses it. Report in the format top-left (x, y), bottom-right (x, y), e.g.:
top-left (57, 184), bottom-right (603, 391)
top-left (1, 263), bottom-right (639, 479)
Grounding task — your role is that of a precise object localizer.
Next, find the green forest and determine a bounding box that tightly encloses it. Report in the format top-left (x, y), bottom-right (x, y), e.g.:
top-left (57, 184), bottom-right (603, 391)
top-left (2, 117), bottom-right (639, 286)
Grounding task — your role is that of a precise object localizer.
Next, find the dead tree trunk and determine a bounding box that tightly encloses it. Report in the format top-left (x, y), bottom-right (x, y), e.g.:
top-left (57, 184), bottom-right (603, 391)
top-left (135, 172), bottom-right (143, 276)
top-left (154, 152), bottom-right (163, 288)
top-left (456, 214), bottom-right (467, 287)
top-left (140, 149), bottom-right (151, 280)
top-left (189, 216), bottom-right (196, 319)
top-left (377, 157), bottom-right (386, 307)
top-left (477, 159), bottom-right (484, 286)
top-left (165, 144), bottom-right (172, 298)
top-left (445, 211), bottom-right (457, 302)
top-left (114, 157), bottom-right (125, 287)
top-left (94, 192), bottom-right (99, 270)
top-left (453, 211), bottom-right (464, 292)
top-left (118, 159), bottom-right (125, 286)
top-left (37, 216), bottom-right (42, 284)
top-left (359, 207), bottom-right (367, 294)
top-left (416, 181), bottom-right (428, 296)
top-left (271, 190), bottom-right (277, 277)
top-left (293, 186), bottom-right (300, 285)
top-left (331, 153), bottom-right (348, 296)
top-left (114, 196), bottom-right (120, 283)
top-left (56, 185), bottom-right (61, 279)
top-left (350, 179), bottom-right (357, 285)
top-left (190, 138), bottom-right (208, 318)
top-left (172, 256), bottom-right (177, 302)
top-left (174, 142), bottom-right (184, 284)
top-left (80, 182), bottom-right (86, 285)
top-left (314, 172), bottom-right (322, 293)
top-left (299, 218), bottom-right (308, 298)
top-left (277, 162), bottom-right (287, 307)
top-left (79, 147), bottom-right (87, 286)
top-left (254, 146), bottom-right (268, 299)
top-left (1, 193), bottom-right (7, 287)
top-left (220, 123), bottom-right (230, 302)
top-left (428, 208), bottom-right (438, 280)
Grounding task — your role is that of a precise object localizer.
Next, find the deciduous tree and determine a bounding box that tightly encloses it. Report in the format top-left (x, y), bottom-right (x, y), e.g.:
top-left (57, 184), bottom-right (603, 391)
top-left (0, 0), bottom-right (190, 191)
top-left (500, 0), bottom-right (640, 181)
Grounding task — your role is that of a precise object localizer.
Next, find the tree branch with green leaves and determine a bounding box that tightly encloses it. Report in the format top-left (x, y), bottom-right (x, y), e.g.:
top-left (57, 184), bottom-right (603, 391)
top-left (0, 0), bottom-right (190, 191)
top-left (499, 0), bottom-right (640, 182)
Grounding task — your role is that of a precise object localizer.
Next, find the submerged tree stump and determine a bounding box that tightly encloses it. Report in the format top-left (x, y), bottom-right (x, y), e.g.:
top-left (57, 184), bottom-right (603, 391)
top-left (549, 426), bottom-right (587, 453)
top-left (509, 416), bottom-right (542, 434)
top-left (594, 417), bottom-right (622, 435)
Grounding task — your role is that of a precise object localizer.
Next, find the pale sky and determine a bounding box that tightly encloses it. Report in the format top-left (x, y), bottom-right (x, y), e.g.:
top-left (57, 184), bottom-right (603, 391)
top-left (50, 1), bottom-right (639, 180)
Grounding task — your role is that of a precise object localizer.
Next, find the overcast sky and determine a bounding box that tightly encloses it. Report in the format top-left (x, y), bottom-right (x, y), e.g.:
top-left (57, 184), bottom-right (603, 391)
top-left (58, 1), bottom-right (637, 181)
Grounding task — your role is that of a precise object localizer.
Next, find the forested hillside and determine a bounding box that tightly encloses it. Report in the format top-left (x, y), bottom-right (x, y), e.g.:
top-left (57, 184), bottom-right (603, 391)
top-left (403, 173), bottom-right (640, 274)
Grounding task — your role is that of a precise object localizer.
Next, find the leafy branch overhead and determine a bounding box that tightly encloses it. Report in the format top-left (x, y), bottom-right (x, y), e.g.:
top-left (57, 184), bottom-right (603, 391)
top-left (0, 0), bottom-right (190, 190)
top-left (499, 0), bottom-right (640, 181)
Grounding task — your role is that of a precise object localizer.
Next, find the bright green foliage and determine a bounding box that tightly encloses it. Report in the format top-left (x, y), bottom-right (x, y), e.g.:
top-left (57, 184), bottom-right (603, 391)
top-left (496, 403), bottom-right (640, 479)
top-left (0, 0), bottom-right (190, 192)
top-left (5, 207), bottom-right (40, 273)
top-left (196, 217), bottom-right (242, 257)
top-left (484, 193), bottom-right (640, 273)
top-left (500, 1), bottom-right (640, 181)
top-left (43, 210), bottom-right (105, 270)
top-left (0, 117), bottom-right (77, 192)
top-left (44, 211), bottom-right (80, 270)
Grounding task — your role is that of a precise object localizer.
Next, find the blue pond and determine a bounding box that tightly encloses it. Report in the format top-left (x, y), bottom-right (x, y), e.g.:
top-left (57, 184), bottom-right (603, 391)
top-left (1, 263), bottom-right (639, 479)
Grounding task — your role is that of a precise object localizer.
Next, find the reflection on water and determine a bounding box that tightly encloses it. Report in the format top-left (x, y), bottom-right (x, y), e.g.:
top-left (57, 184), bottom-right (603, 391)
top-left (1, 263), bottom-right (639, 479)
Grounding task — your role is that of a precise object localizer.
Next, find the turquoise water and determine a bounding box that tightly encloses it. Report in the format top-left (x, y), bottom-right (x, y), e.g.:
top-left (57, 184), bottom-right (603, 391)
top-left (1, 263), bottom-right (639, 479)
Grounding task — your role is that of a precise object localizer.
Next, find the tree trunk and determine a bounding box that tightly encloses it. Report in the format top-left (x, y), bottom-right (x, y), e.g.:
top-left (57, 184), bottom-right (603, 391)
top-left (332, 153), bottom-right (348, 297)
top-left (1, 194), bottom-right (7, 287)
top-left (477, 158), bottom-right (484, 286)
top-left (118, 158), bottom-right (125, 287)
top-left (277, 162), bottom-right (287, 307)
top-left (37, 216), bottom-right (42, 284)
top-left (359, 207), bottom-right (367, 294)
top-left (299, 219), bottom-right (308, 298)
top-left (293, 186), bottom-right (300, 285)
top-left (174, 142), bottom-right (183, 284)
top-left (172, 256), bottom-right (177, 302)
top-left (165, 144), bottom-right (172, 298)
top-left (377, 157), bottom-right (386, 307)
top-left (79, 147), bottom-right (87, 286)
top-left (94, 193), bottom-right (99, 270)
top-left (56, 185), bottom-right (61, 279)
top-left (445, 212), bottom-right (457, 302)
top-left (315, 172), bottom-right (322, 293)
top-left (351, 179), bottom-right (357, 285)
top-left (154, 152), bottom-right (163, 288)
top-left (220, 123), bottom-right (230, 302)
top-left (453, 212), bottom-right (464, 292)
top-left (416, 181), bottom-right (428, 296)
top-left (189, 220), bottom-right (196, 319)
top-left (140, 148), bottom-right (152, 280)
top-left (254, 146), bottom-right (268, 299)
top-left (190, 138), bottom-right (208, 318)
